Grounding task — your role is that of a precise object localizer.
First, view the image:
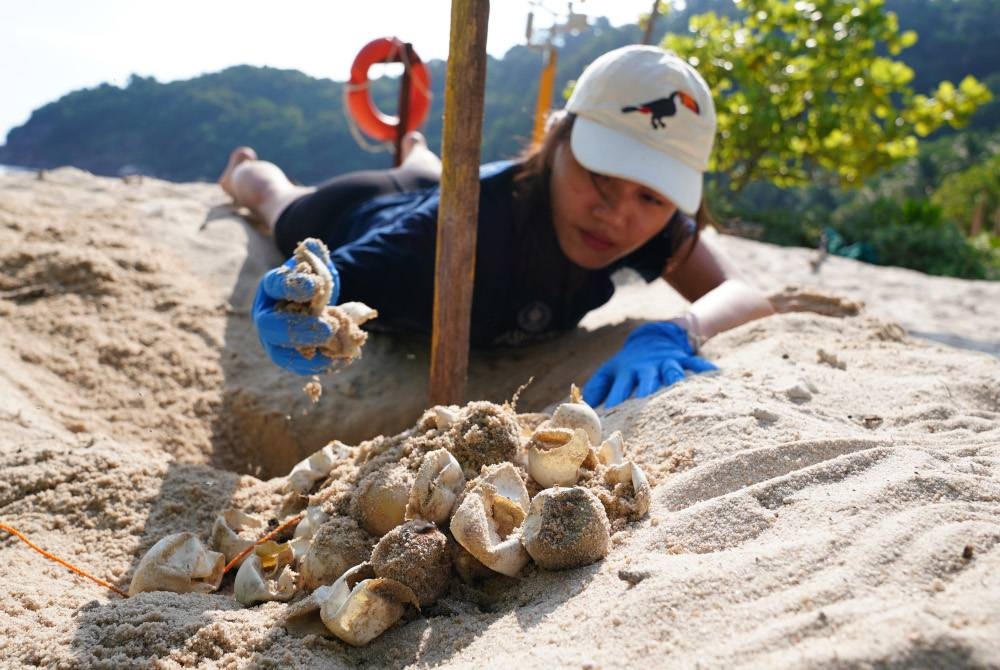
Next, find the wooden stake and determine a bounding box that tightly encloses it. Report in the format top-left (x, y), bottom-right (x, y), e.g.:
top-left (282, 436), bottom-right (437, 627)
top-left (393, 42), bottom-right (415, 167)
top-left (429, 0), bottom-right (490, 406)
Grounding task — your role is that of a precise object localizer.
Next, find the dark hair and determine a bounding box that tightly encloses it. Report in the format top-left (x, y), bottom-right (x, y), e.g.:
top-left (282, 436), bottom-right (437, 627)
top-left (513, 110), bottom-right (573, 210)
top-left (514, 111), bottom-right (711, 272)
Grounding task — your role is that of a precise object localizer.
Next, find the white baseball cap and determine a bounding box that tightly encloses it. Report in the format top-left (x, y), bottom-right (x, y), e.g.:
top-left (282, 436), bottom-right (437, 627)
top-left (566, 45), bottom-right (717, 214)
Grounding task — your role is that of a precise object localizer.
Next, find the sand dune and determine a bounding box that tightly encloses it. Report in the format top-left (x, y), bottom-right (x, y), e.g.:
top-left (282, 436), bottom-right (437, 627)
top-left (1, 168), bottom-right (998, 668)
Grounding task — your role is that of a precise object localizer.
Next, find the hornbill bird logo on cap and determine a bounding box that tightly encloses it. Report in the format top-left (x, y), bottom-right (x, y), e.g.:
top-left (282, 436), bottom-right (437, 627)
top-left (621, 91), bottom-right (701, 129)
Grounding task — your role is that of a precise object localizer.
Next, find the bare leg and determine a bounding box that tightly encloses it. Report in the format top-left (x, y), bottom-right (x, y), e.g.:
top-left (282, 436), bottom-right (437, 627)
top-left (218, 137), bottom-right (440, 233)
top-left (218, 147), bottom-right (314, 234)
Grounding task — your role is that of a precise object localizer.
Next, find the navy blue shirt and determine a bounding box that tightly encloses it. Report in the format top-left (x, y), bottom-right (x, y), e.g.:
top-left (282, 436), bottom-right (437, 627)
top-left (329, 161), bottom-right (693, 347)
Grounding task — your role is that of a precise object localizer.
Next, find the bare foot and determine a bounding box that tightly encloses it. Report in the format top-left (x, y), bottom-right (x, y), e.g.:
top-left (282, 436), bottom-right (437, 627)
top-left (218, 146), bottom-right (257, 200)
top-left (399, 131), bottom-right (426, 161)
top-left (399, 132), bottom-right (442, 174)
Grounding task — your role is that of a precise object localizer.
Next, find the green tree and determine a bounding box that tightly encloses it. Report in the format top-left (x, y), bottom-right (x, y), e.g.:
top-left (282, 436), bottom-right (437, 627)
top-left (932, 152), bottom-right (1000, 236)
top-left (665, 0), bottom-right (993, 191)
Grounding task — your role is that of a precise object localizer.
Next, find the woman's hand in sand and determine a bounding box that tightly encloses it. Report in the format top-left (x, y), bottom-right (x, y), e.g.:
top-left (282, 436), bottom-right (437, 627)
top-left (252, 252), bottom-right (341, 375)
top-left (582, 322), bottom-right (717, 408)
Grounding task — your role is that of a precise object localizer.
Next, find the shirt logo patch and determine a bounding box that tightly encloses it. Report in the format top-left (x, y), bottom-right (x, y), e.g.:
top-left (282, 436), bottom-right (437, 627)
top-left (517, 301), bottom-right (553, 333)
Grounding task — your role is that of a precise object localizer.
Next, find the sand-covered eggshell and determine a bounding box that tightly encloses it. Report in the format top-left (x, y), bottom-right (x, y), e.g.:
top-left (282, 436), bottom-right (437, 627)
top-left (521, 487), bottom-right (611, 570)
top-left (527, 427), bottom-right (590, 488)
top-left (321, 302), bottom-right (379, 362)
top-left (446, 401), bottom-right (520, 475)
top-left (604, 460), bottom-right (652, 519)
top-left (291, 238), bottom-right (336, 313)
top-left (285, 240), bottom-right (378, 363)
top-left (354, 463), bottom-right (413, 537)
top-left (128, 532), bottom-right (225, 596)
top-left (299, 516), bottom-right (374, 590)
top-left (371, 520), bottom-right (451, 607)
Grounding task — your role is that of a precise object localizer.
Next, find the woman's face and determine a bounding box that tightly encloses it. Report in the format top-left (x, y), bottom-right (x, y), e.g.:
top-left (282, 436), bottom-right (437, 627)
top-left (549, 141), bottom-right (678, 270)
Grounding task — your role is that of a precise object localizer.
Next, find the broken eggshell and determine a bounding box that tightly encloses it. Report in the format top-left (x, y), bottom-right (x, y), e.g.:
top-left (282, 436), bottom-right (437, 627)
top-left (548, 396), bottom-right (602, 448)
top-left (521, 486), bottom-right (611, 570)
top-left (286, 441), bottom-right (349, 495)
top-left (286, 563), bottom-right (371, 620)
top-left (450, 464), bottom-right (531, 577)
top-left (433, 405), bottom-right (461, 431)
top-left (128, 532), bottom-right (225, 596)
top-left (319, 302), bottom-right (379, 362)
top-left (338, 301), bottom-right (378, 327)
top-left (319, 564), bottom-right (419, 646)
top-left (405, 448), bottom-right (465, 525)
top-left (597, 431), bottom-right (626, 466)
top-left (475, 462), bottom-right (531, 511)
top-left (234, 553), bottom-right (297, 606)
top-left (293, 505), bottom-right (330, 541)
top-left (209, 509), bottom-right (264, 567)
top-left (527, 427), bottom-right (590, 489)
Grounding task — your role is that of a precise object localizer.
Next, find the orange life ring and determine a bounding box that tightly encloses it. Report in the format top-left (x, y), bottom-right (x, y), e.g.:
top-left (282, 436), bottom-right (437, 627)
top-left (347, 38), bottom-right (431, 142)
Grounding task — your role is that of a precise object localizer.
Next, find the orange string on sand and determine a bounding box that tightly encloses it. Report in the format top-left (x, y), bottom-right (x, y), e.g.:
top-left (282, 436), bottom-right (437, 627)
top-left (0, 523), bottom-right (129, 598)
top-left (1, 512), bottom-right (306, 598)
top-left (223, 512), bottom-right (305, 574)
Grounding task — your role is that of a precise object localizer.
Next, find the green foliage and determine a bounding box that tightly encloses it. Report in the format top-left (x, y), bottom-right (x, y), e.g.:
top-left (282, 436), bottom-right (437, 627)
top-left (664, 0), bottom-right (993, 191)
top-left (932, 152), bottom-right (1000, 235)
top-left (713, 128), bottom-right (1000, 279)
top-left (830, 196), bottom-right (997, 278)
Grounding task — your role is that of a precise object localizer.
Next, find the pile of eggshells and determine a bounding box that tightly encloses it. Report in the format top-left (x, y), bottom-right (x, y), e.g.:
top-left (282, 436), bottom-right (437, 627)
top-left (127, 387), bottom-right (650, 646)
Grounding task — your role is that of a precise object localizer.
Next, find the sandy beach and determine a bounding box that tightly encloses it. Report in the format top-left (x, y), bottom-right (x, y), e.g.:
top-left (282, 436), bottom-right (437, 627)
top-left (1, 167), bottom-right (998, 668)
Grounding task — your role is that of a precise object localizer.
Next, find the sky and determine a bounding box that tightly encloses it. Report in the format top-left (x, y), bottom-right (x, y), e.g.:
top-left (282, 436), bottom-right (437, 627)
top-left (0, 0), bottom-right (664, 143)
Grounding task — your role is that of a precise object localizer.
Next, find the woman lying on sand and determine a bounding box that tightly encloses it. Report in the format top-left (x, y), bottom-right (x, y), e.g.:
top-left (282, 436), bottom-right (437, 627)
top-left (218, 45), bottom-right (774, 408)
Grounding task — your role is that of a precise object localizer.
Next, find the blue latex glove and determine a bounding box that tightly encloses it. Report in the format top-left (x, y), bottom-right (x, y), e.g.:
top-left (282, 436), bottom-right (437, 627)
top-left (252, 240), bottom-right (341, 375)
top-left (582, 321), bottom-right (717, 408)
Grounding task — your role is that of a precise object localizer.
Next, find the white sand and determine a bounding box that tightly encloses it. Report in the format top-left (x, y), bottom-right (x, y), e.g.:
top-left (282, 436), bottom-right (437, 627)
top-left (1, 168), bottom-right (998, 668)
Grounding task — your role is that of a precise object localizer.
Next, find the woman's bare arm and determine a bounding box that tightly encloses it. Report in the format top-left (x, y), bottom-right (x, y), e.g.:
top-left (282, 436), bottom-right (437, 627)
top-left (662, 233), bottom-right (775, 345)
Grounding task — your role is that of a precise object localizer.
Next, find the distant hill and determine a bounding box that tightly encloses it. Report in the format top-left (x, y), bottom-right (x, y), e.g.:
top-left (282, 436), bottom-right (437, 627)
top-left (0, 17), bottom-right (650, 183)
top-left (2, 0), bottom-right (997, 183)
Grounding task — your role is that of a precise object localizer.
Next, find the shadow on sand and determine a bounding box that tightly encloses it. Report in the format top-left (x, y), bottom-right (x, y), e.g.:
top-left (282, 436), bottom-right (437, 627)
top-left (71, 205), bottom-right (629, 666)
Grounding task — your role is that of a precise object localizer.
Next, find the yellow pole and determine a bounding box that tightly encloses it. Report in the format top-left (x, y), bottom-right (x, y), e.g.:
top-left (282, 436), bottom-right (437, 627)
top-left (428, 0), bottom-right (490, 406)
top-left (532, 45), bottom-right (557, 146)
